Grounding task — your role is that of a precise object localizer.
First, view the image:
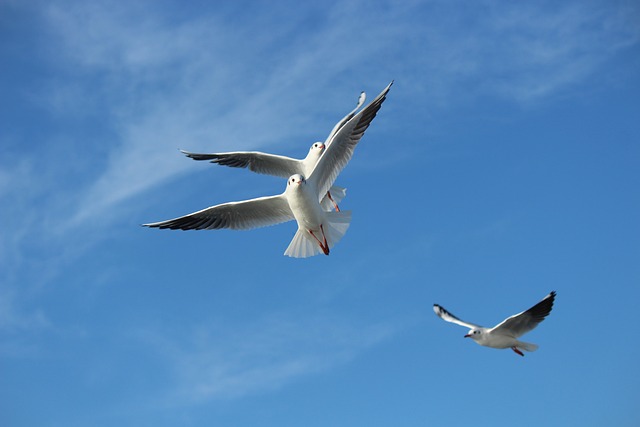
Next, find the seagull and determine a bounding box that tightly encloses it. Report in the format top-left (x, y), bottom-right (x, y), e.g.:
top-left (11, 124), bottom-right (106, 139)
top-left (180, 91), bottom-right (368, 212)
top-left (433, 291), bottom-right (556, 356)
top-left (144, 82), bottom-right (392, 258)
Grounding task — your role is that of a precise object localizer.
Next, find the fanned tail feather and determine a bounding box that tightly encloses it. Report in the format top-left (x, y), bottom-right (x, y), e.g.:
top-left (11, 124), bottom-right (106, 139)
top-left (284, 229), bottom-right (320, 258)
top-left (283, 210), bottom-right (352, 258)
top-left (516, 341), bottom-right (539, 352)
top-left (320, 186), bottom-right (347, 211)
top-left (323, 210), bottom-right (351, 250)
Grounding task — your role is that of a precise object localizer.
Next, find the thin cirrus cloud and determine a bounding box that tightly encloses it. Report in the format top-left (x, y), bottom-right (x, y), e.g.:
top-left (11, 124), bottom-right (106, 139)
top-left (36, 0), bottom-right (639, 233)
top-left (403, 1), bottom-right (640, 104)
top-left (0, 0), bottom-right (637, 410)
top-left (132, 313), bottom-right (398, 404)
top-left (2, 0), bottom-right (636, 333)
top-left (42, 2), bottom-right (387, 230)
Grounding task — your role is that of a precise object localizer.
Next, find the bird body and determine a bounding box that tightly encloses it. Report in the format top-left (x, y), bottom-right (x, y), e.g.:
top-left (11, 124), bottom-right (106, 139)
top-left (433, 291), bottom-right (556, 356)
top-left (283, 174), bottom-right (352, 258)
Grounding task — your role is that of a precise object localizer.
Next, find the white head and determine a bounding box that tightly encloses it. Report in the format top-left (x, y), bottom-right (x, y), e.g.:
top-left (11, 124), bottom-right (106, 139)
top-left (305, 142), bottom-right (325, 164)
top-left (287, 174), bottom-right (306, 188)
top-left (464, 329), bottom-right (482, 341)
top-left (310, 142), bottom-right (325, 153)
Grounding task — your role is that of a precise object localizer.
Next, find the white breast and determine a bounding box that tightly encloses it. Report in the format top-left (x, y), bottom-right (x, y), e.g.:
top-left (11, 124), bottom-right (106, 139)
top-left (286, 183), bottom-right (324, 230)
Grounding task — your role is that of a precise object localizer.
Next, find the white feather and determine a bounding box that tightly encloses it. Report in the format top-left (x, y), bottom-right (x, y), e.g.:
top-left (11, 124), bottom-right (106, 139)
top-left (320, 185), bottom-right (347, 211)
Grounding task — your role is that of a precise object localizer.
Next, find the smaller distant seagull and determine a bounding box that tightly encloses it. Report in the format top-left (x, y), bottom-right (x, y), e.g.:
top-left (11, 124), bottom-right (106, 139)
top-left (180, 91), bottom-right (367, 212)
top-left (433, 291), bottom-right (556, 357)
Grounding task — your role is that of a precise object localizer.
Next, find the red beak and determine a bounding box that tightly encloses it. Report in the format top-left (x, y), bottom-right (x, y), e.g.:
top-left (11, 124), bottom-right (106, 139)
top-left (464, 334), bottom-right (471, 338)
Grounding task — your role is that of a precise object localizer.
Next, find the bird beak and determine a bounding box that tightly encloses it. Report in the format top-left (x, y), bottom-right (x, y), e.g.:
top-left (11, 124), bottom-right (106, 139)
top-left (464, 334), bottom-right (471, 338)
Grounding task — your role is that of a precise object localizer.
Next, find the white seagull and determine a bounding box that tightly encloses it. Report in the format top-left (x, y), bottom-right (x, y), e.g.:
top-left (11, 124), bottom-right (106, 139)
top-left (143, 82), bottom-right (392, 258)
top-left (179, 91), bottom-right (367, 212)
top-left (433, 291), bottom-right (556, 356)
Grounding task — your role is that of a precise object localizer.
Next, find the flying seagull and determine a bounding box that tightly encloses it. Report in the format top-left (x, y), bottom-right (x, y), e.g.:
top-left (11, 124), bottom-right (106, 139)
top-left (144, 82), bottom-right (392, 258)
top-left (180, 91), bottom-right (368, 212)
top-left (433, 291), bottom-right (556, 356)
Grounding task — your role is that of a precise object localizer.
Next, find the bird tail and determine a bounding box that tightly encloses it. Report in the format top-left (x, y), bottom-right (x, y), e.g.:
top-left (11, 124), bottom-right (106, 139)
top-left (324, 210), bottom-right (351, 249)
top-left (320, 185), bottom-right (347, 211)
top-left (283, 211), bottom-right (351, 258)
top-left (516, 341), bottom-right (539, 352)
top-left (284, 229), bottom-right (318, 258)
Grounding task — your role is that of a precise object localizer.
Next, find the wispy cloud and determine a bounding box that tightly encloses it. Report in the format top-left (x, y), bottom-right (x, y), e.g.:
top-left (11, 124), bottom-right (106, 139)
top-left (1, 0), bottom-right (637, 335)
top-left (36, 0), bottom-right (638, 232)
top-left (0, 1), bottom-right (620, 240)
top-left (134, 312), bottom-right (397, 404)
top-left (40, 1), bottom-right (394, 230)
top-left (404, 1), bottom-right (640, 105)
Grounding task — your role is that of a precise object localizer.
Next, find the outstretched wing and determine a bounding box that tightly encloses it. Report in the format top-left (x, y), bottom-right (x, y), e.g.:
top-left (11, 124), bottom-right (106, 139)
top-left (433, 304), bottom-right (482, 329)
top-left (324, 91), bottom-right (367, 145)
top-left (180, 150), bottom-right (303, 178)
top-left (143, 194), bottom-right (294, 230)
top-left (490, 291), bottom-right (556, 338)
top-left (310, 81), bottom-right (392, 201)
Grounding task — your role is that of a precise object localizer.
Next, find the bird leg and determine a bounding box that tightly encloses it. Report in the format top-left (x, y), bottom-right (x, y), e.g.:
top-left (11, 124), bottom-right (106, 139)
top-left (511, 346), bottom-right (524, 357)
top-left (309, 226), bottom-right (330, 255)
top-left (327, 191), bottom-right (340, 212)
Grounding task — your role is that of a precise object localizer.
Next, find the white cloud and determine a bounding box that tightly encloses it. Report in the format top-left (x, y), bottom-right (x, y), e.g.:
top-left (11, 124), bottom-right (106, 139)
top-left (404, 1), bottom-right (640, 105)
top-left (32, 0), bottom-right (638, 233)
top-left (136, 313), bottom-right (397, 404)
top-left (40, 1), bottom-right (394, 231)
top-left (1, 0), bottom-right (637, 330)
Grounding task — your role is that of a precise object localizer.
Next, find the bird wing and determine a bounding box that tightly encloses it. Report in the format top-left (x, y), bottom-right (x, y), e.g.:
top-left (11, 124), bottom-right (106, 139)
top-left (143, 194), bottom-right (294, 230)
top-left (433, 304), bottom-right (482, 329)
top-left (490, 291), bottom-right (556, 338)
top-left (324, 91), bottom-right (367, 145)
top-left (180, 150), bottom-right (303, 178)
top-left (310, 81), bottom-right (392, 201)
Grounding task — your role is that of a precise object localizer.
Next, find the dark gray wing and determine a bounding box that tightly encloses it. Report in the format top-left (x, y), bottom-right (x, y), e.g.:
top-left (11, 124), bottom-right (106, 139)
top-left (433, 304), bottom-right (481, 329)
top-left (180, 150), bottom-right (303, 178)
top-left (143, 194), bottom-right (294, 230)
top-left (490, 291), bottom-right (556, 338)
top-left (310, 81), bottom-right (392, 201)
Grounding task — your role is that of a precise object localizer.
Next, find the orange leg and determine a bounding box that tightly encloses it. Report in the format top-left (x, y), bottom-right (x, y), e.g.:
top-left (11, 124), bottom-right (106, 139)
top-left (511, 346), bottom-right (524, 357)
top-left (309, 226), bottom-right (330, 255)
top-left (327, 191), bottom-right (340, 212)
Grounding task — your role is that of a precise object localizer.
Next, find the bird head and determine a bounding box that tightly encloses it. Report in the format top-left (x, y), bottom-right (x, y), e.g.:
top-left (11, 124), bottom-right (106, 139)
top-left (305, 142), bottom-right (325, 163)
top-left (287, 174), bottom-right (305, 188)
top-left (310, 142), bottom-right (325, 152)
top-left (464, 329), bottom-right (482, 340)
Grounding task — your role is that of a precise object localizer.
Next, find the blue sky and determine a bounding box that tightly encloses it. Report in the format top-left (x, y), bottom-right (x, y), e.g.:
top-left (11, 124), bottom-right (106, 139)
top-left (1, 0), bottom-right (639, 426)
